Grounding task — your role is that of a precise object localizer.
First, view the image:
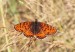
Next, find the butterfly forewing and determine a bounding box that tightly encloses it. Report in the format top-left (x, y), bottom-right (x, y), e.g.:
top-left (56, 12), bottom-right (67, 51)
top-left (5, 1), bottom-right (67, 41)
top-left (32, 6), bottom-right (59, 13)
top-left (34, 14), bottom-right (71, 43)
top-left (14, 23), bottom-right (23, 32)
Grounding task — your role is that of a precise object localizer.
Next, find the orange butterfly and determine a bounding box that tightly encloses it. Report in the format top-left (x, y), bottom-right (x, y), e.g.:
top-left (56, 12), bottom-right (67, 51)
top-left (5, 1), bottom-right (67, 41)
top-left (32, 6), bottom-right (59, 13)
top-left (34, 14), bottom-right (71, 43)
top-left (14, 19), bottom-right (57, 39)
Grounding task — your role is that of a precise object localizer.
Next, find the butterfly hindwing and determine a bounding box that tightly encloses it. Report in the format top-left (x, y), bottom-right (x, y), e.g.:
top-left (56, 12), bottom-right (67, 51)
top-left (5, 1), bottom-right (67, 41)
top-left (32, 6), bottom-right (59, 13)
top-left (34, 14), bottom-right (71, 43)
top-left (36, 30), bottom-right (46, 39)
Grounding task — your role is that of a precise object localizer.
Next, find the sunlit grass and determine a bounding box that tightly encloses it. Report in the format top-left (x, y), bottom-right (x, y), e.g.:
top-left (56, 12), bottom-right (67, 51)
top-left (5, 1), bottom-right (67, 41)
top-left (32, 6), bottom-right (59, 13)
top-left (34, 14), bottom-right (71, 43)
top-left (0, 0), bottom-right (75, 52)
top-left (0, 0), bottom-right (12, 52)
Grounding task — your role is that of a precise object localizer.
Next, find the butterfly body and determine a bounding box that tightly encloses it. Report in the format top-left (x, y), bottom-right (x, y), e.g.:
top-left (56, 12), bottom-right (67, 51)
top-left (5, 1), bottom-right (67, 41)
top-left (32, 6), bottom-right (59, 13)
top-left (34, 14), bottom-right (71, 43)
top-left (31, 20), bottom-right (41, 34)
top-left (14, 20), bottom-right (57, 39)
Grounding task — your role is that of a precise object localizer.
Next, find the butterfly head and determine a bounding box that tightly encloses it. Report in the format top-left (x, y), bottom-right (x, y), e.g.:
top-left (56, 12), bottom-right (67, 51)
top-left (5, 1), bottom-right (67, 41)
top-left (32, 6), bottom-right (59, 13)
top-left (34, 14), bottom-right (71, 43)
top-left (35, 19), bottom-right (38, 23)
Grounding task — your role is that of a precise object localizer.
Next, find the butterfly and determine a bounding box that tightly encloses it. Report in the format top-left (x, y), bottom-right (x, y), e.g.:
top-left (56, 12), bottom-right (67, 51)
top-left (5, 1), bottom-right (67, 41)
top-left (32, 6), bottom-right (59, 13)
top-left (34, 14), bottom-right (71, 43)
top-left (14, 19), bottom-right (57, 39)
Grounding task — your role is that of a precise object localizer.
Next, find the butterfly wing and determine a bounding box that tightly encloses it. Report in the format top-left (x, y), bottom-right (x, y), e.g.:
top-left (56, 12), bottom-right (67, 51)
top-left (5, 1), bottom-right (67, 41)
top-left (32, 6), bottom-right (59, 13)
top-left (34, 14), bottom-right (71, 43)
top-left (40, 22), bottom-right (57, 35)
top-left (14, 22), bottom-right (34, 37)
top-left (36, 30), bottom-right (46, 39)
top-left (35, 22), bottom-right (56, 39)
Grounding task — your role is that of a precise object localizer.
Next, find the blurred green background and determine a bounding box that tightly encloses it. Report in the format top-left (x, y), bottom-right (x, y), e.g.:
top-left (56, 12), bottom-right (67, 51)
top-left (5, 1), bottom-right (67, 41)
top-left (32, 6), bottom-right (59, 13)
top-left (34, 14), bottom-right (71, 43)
top-left (0, 0), bottom-right (75, 52)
